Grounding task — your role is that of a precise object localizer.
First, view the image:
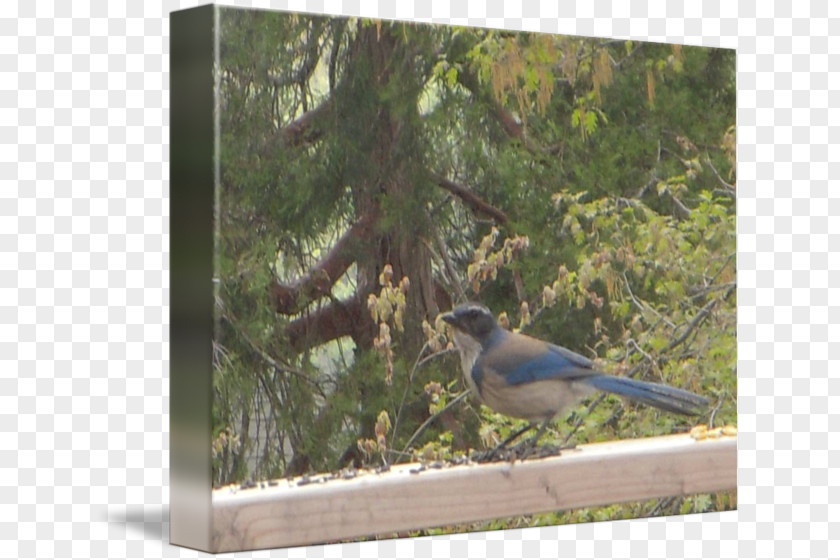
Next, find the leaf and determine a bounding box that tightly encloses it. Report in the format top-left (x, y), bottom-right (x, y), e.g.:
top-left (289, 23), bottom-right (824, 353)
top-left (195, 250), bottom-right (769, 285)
top-left (445, 66), bottom-right (458, 87)
top-left (571, 107), bottom-right (581, 128)
top-left (583, 110), bottom-right (598, 135)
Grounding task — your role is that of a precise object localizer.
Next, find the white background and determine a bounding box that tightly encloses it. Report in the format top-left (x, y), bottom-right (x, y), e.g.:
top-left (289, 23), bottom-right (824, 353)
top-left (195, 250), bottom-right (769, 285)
top-left (1, 0), bottom-right (836, 558)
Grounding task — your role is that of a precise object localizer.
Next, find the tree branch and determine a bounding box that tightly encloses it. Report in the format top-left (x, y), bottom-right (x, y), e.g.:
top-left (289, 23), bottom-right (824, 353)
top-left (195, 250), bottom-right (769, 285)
top-left (665, 294), bottom-right (727, 353)
top-left (286, 295), bottom-right (373, 353)
top-left (457, 69), bottom-right (540, 153)
top-left (687, 281), bottom-right (737, 301)
top-left (435, 176), bottom-right (508, 224)
top-left (614, 42), bottom-right (645, 69)
top-left (704, 155), bottom-right (736, 194)
top-left (270, 214), bottom-right (376, 315)
top-left (669, 191), bottom-right (691, 220)
top-left (278, 99), bottom-right (332, 147)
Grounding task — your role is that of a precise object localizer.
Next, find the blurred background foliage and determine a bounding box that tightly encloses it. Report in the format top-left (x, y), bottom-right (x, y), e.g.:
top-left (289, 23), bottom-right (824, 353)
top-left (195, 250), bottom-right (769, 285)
top-left (211, 8), bottom-right (736, 527)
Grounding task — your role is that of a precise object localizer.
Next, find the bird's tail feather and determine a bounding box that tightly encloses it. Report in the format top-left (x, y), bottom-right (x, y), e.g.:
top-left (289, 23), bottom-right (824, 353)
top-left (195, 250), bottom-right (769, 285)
top-left (586, 375), bottom-right (708, 415)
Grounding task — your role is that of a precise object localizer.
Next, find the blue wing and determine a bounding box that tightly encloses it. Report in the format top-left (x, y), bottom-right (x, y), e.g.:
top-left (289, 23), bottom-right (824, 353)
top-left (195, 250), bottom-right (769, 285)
top-left (478, 331), bottom-right (596, 386)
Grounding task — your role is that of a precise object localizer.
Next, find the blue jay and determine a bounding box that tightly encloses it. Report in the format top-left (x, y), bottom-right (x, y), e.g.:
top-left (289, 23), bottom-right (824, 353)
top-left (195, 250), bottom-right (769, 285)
top-left (441, 303), bottom-right (708, 455)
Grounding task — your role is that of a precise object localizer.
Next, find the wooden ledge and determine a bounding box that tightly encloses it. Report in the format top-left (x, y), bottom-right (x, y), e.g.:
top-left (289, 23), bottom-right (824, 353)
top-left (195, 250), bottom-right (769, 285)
top-left (212, 433), bottom-right (737, 552)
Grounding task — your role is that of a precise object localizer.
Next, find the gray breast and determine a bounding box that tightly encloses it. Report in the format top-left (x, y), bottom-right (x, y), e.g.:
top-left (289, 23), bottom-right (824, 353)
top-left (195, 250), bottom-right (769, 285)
top-left (452, 330), bottom-right (482, 398)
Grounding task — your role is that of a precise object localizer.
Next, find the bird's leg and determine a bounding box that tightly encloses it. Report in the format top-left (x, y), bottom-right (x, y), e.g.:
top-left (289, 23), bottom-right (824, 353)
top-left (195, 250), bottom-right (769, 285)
top-left (475, 422), bottom-right (535, 462)
top-left (494, 422), bottom-right (535, 453)
top-left (498, 422), bottom-right (535, 449)
top-left (516, 417), bottom-right (552, 460)
top-left (517, 420), bottom-right (579, 460)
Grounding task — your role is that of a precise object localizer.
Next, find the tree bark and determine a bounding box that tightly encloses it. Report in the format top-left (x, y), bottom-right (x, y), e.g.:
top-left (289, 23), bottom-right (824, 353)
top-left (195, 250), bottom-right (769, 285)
top-left (436, 176), bottom-right (508, 224)
top-left (269, 213), bottom-right (376, 315)
top-left (286, 295), bottom-right (373, 353)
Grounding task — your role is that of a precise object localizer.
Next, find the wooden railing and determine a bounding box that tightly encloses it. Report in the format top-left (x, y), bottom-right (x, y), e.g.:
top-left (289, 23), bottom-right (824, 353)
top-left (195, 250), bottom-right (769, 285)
top-left (211, 433), bottom-right (736, 552)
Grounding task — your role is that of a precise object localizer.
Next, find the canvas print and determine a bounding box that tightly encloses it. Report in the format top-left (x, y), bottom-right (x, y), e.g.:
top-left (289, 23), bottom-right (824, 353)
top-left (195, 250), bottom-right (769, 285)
top-left (171, 4), bottom-right (736, 552)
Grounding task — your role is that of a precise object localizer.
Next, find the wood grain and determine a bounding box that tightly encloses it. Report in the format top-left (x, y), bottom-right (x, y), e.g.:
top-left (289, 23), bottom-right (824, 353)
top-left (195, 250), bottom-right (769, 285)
top-left (211, 433), bottom-right (736, 552)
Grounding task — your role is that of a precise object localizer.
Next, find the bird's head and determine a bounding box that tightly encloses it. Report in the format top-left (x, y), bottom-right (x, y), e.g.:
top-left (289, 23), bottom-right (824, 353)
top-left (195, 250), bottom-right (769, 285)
top-left (441, 303), bottom-right (498, 344)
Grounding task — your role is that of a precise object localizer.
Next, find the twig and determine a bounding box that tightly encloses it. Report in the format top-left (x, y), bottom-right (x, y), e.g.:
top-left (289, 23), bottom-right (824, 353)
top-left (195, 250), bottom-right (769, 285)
top-left (665, 296), bottom-right (722, 353)
top-left (399, 390), bottom-right (471, 458)
top-left (623, 271), bottom-right (676, 330)
top-left (390, 342), bottom-right (430, 449)
top-left (561, 393), bottom-right (608, 446)
top-left (615, 42), bottom-right (646, 69)
top-left (689, 281), bottom-right (737, 301)
top-left (389, 346), bottom-right (456, 451)
top-left (255, 370), bottom-right (291, 454)
top-left (704, 155), bottom-right (736, 192)
top-left (417, 347), bottom-right (457, 369)
top-left (708, 394), bottom-right (725, 428)
top-left (709, 253), bottom-right (735, 285)
top-left (628, 339), bottom-right (656, 366)
top-left (671, 299), bottom-right (727, 359)
top-left (432, 231), bottom-right (466, 301)
top-left (220, 313), bottom-right (326, 397)
top-left (669, 191), bottom-right (691, 219)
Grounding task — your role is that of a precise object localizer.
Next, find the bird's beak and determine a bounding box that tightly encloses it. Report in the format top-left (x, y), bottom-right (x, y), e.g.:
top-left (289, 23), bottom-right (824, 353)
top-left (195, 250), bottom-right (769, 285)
top-left (441, 311), bottom-right (458, 329)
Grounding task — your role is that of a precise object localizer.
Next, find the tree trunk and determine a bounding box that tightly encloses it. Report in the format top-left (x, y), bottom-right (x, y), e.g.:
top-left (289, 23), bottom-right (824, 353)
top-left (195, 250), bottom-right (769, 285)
top-left (338, 24), bottom-right (439, 355)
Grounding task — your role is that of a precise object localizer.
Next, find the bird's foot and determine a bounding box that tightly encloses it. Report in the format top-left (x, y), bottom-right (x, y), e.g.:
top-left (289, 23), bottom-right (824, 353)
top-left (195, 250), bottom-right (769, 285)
top-left (514, 440), bottom-right (578, 461)
top-left (470, 446), bottom-right (517, 463)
